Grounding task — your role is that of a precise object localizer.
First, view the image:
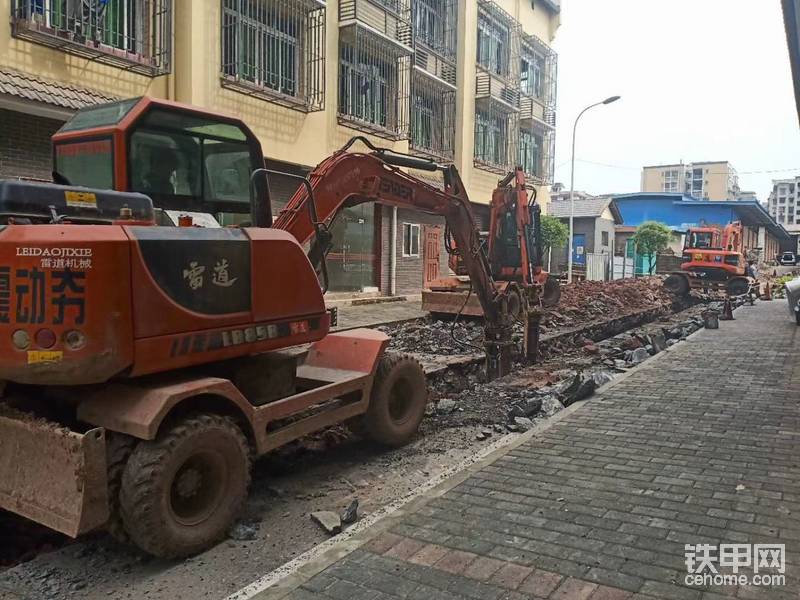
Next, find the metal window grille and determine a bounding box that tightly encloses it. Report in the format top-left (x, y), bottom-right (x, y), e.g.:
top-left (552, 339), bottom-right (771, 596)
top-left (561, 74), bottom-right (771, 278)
top-left (475, 0), bottom-right (520, 111)
top-left (519, 33), bottom-right (556, 128)
top-left (519, 125), bottom-right (552, 184)
top-left (412, 0), bottom-right (457, 86)
top-left (221, 0), bottom-right (325, 112)
top-left (11, 0), bottom-right (171, 76)
top-left (338, 25), bottom-right (411, 140)
top-left (474, 104), bottom-right (518, 173)
top-left (410, 70), bottom-right (455, 160)
top-left (412, 0), bottom-right (456, 59)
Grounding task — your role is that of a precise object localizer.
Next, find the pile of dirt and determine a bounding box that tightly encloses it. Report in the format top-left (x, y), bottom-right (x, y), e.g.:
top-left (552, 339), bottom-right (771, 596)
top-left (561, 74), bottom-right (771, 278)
top-left (544, 276), bottom-right (674, 329)
top-left (384, 277), bottom-right (675, 356)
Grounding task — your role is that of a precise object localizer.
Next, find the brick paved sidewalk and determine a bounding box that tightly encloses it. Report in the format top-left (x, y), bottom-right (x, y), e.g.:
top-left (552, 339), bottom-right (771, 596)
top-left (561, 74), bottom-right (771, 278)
top-left (261, 301), bottom-right (800, 600)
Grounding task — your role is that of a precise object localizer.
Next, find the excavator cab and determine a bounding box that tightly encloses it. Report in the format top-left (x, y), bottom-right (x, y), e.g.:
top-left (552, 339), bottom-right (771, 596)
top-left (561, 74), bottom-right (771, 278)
top-left (52, 97), bottom-right (272, 227)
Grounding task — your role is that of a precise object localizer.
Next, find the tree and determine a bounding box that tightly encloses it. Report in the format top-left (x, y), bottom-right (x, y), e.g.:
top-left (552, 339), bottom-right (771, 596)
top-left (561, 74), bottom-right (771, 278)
top-left (632, 221), bottom-right (672, 274)
top-left (540, 215), bottom-right (570, 270)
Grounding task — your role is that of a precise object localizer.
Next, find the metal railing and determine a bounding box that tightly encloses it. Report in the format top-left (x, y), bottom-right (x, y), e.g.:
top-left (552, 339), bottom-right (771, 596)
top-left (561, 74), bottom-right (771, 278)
top-left (474, 103), bottom-right (519, 174)
top-left (409, 70), bottom-right (455, 160)
top-left (519, 32), bottom-right (557, 128)
top-left (221, 0), bottom-right (325, 112)
top-left (412, 0), bottom-right (457, 86)
top-left (337, 25), bottom-right (411, 140)
top-left (11, 0), bottom-right (171, 76)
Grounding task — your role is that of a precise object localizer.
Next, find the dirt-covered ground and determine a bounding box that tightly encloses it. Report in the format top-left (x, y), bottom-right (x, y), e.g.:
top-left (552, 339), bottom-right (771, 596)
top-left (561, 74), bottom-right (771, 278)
top-left (0, 277), bottom-right (727, 600)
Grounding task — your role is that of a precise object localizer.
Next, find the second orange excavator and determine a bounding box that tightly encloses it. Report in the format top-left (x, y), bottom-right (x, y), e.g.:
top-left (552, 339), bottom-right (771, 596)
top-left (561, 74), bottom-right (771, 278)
top-left (664, 221), bottom-right (751, 296)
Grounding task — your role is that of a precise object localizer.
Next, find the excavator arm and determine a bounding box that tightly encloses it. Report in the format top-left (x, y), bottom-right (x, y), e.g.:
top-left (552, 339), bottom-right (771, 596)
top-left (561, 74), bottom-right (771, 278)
top-left (271, 137), bottom-right (516, 379)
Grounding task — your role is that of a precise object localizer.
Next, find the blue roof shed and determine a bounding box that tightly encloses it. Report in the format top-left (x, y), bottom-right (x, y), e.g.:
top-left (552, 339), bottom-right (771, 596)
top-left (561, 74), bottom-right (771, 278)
top-left (611, 193), bottom-right (794, 249)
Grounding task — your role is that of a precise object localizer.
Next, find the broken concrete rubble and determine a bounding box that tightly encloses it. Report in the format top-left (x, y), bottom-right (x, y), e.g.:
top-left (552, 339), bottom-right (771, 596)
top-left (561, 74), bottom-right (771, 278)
top-left (310, 511), bottom-right (342, 536)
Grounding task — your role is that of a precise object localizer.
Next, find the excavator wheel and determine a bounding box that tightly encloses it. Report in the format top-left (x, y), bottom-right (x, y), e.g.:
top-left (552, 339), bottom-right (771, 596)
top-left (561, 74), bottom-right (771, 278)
top-left (119, 414), bottom-right (251, 558)
top-left (664, 273), bottom-right (690, 296)
top-left (364, 353), bottom-right (428, 447)
top-left (541, 275), bottom-right (561, 308)
top-left (726, 277), bottom-right (750, 297)
top-left (106, 432), bottom-right (137, 543)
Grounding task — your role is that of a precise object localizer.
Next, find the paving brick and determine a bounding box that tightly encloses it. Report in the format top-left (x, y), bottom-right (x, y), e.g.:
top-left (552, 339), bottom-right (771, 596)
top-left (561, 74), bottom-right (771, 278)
top-left (518, 569), bottom-right (563, 597)
top-left (550, 577), bottom-right (598, 600)
top-left (408, 544), bottom-right (450, 567)
top-left (465, 557), bottom-right (506, 581)
top-left (489, 563), bottom-right (533, 590)
top-left (589, 585), bottom-right (635, 600)
top-left (384, 537), bottom-right (427, 561)
top-left (433, 550), bottom-right (478, 575)
top-left (639, 581), bottom-right (701, 600)
top-left (365, 532), bottom-right (403, 555)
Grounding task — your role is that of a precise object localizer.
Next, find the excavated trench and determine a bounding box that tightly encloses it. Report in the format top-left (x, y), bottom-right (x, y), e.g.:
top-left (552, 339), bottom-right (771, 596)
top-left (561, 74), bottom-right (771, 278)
top-left (0, 286), bottom-right (724, 582)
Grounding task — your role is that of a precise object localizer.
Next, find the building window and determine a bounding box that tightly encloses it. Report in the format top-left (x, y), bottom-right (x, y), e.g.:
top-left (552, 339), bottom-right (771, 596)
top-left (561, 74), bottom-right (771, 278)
top-left (402, 223), bottom-right (420, 256)
top-left (414, 0), bottom-right (444, 50)
top-left (520, 49), bottom-right (544, 98)
top-left (410, 75), bottom-right (456, 159)
top-left (10, 0), bottom-right (171, 75)
top-left (602, 231), bottom-right (609, 247)
top-left (221, 0), bottom-right (325, 112)
top-left (338, 28), bottom-right (410, 139)
top-left (477, 12), bottom-right (510, 77)
top-left (475, 108), bottom-right (509, 168)
top-left (519, 128), bottom-right (542, 178)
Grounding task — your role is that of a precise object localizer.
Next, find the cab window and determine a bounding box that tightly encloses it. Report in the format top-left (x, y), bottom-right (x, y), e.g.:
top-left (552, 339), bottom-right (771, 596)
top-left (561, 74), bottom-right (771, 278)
top-left (54, 138), bottom-right (114, 189)
top-left (127, 108), bottom-right (256, 214)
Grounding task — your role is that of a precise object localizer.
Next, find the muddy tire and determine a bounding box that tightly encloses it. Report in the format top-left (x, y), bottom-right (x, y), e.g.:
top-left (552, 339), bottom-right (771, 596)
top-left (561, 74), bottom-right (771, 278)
top-left (364, 353), bottom-right (428, 447)
top-left (664, 274), bottom-right (690, 296)
top-left (119, 414), bottom-right (251, 558)
top-left (106, 432), bottom-right (136, 543)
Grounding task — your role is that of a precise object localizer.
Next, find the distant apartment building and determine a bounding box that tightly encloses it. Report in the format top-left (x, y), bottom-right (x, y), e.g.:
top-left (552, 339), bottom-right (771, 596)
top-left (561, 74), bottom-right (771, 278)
top-left (0, 0), bottom-right (561, 295)
top-left (767, 178), bottom-right (800, 238)
top-left (641, 161), bottom-right (741, 201)
top-left (549, 183), bottom-right (594, 203)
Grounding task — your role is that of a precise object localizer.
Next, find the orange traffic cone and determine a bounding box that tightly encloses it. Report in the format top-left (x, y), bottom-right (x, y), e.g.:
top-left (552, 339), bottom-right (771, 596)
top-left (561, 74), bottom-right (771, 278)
top-left (762, 282), bottom-right (772, 301)
top-left (720, 297), bottom-right (735, 320)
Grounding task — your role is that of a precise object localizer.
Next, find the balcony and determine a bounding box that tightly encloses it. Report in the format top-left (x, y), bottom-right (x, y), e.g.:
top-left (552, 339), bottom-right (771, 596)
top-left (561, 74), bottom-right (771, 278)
top-left (412, 0), bottom-right (457, 86)
top-left (519, 32), bottom-right (556, 131)
top-left (339, 0), bottom-right (413, 50)
top-left (11, 0), bottom-right (171, 76)
top-left (475, 0), bottom-right (520, 114)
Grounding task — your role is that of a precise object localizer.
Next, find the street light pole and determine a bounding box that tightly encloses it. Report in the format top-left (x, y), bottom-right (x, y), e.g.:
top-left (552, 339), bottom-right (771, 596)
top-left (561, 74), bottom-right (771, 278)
top-left (567, 95), bottom-right (621, 284)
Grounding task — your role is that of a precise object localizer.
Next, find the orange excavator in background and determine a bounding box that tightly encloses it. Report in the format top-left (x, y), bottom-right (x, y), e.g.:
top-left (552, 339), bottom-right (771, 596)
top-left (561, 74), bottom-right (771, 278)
top-left (0, 97), bottom-right (552, 558)
top-left (664, 221), bottom-right (751, 296)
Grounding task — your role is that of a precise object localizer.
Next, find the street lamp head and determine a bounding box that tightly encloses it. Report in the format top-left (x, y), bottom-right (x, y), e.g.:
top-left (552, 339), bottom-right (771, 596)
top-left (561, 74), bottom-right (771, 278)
top-left (603, 95), bottom-right (621, 104)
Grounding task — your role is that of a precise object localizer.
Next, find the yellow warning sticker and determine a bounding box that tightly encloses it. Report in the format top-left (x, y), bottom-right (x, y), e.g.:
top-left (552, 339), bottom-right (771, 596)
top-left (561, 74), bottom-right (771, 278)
top-left (65, 191), bottom-right (97, 208)
top-left (27, 351), bottom-right (63, 364)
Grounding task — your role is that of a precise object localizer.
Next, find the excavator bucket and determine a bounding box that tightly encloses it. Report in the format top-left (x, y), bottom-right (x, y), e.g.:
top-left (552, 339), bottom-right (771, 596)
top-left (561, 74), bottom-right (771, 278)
top-left (0, 408), bottom-right (109, 537)
top-left (421, 289), bottom-right (485, 317)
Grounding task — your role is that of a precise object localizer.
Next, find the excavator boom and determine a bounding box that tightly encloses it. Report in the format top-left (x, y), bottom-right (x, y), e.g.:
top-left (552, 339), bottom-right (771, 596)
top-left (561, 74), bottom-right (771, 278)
top-left (272, 139), bottom-right (517, 378)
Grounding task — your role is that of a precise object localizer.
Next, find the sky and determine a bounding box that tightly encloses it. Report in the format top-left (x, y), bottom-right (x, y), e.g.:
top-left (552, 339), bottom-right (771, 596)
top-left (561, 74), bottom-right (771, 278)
top-left (552, 0), bottom-right (800, 200)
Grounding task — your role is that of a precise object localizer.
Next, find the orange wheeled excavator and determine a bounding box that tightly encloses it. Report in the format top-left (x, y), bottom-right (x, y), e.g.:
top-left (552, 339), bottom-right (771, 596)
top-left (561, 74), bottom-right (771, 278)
top-left (663, 222), bottom-right (750, 296)
top-left (422, 168), bottom-right (561, 324)
top-left (0, 97), bottom-right (549, 558)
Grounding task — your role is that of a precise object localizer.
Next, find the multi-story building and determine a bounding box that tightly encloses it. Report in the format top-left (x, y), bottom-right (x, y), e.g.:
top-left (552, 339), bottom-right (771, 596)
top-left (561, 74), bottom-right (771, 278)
top-left (767, 178), bottom-right (800, 244)
top-left (549, 182), bottom-right (594, 204)
top-left (0, 0), bottom-right (560, 295)
top-left (641, 161), bottom-right (741, 201)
